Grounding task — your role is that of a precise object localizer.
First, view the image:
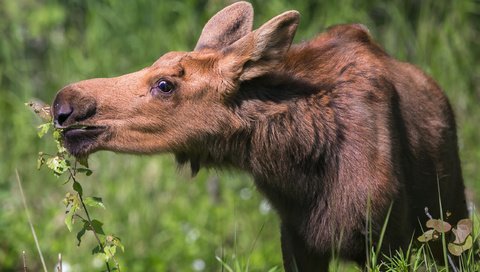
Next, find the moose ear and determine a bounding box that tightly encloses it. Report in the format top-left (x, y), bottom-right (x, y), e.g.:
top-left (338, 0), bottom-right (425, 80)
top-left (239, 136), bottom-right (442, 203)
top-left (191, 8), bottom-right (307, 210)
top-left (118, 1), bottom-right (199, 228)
top-left (194, 1), bottom-right (254, 51)
top-left (220, 10), bottom-right (300, 82)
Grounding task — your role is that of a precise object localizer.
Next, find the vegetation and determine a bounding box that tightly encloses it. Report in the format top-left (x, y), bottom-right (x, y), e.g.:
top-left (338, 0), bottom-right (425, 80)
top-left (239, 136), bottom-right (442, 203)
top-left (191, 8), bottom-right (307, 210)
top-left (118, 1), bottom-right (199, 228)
top-left (1, 0), bottom-right (479, 271)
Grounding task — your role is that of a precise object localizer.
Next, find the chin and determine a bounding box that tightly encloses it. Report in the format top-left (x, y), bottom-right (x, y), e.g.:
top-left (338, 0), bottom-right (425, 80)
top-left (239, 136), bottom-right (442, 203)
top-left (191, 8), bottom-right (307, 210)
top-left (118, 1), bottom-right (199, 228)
top-left (62, 127), bottom-right (105, 157)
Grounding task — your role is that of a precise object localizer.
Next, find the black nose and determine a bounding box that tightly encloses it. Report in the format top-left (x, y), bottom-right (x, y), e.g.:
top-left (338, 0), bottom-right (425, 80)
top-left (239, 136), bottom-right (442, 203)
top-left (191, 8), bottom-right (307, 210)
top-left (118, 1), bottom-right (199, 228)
top-left (54, 102), bottom-right (73, 127)
top-left (52, 86), bottom-right (97, 127)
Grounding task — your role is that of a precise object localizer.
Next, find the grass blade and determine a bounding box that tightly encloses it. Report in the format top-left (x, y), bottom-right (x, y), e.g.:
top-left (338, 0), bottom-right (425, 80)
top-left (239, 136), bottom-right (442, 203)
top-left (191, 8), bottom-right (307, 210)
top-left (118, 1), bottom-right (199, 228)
top-left (15, 169), bottom-right (48, 272)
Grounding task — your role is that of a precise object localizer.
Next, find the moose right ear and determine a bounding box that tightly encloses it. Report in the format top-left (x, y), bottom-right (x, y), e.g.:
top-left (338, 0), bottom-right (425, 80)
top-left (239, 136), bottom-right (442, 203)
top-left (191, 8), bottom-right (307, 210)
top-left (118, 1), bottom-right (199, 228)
top-left (194, 1), bottom-right (254, 51)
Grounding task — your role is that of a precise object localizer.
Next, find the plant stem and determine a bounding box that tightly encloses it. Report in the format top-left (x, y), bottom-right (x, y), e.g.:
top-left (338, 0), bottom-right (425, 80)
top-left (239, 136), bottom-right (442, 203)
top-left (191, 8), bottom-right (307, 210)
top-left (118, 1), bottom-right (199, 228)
top-left (68, 167), bottom-right (112, 272)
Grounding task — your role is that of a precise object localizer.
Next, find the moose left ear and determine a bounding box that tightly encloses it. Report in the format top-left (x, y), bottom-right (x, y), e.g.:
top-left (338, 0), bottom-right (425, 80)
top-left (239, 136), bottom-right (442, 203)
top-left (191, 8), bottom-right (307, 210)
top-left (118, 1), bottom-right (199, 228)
top-left (194, 1), bottom-right (254, 51)
top-left (220, 10), bottom-right (300, 83)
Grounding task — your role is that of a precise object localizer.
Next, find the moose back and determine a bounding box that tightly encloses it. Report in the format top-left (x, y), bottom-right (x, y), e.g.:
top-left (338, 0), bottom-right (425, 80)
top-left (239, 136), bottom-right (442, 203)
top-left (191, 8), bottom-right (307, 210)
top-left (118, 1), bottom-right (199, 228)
top-left (51, 2), bottom-right (467, 271)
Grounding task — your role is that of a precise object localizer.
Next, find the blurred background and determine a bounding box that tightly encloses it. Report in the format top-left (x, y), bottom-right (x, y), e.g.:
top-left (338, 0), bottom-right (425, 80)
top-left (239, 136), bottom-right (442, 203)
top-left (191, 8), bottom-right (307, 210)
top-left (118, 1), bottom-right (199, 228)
top-left (1, 0), bottom-right (479, 271)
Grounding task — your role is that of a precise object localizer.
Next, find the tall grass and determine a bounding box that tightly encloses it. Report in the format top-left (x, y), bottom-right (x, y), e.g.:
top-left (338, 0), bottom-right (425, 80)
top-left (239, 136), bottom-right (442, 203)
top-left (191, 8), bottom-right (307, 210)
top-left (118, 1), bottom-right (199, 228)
top-left (1, 0), bottom-right (479, 271)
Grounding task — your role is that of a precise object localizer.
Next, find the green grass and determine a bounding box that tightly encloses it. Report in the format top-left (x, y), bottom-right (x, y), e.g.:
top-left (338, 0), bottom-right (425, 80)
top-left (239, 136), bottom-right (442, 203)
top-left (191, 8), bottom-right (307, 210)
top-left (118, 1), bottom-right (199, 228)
top-left (1, 0), bottom-right (479, 271)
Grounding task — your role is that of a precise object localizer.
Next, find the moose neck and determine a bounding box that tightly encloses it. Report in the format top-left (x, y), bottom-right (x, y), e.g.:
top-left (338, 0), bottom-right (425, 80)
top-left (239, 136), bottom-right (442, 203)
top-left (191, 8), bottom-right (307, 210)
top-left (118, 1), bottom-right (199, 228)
top-left (178, 40), bottom-right (345, 215)
top-left (237, 74), bottom-right (341, 209)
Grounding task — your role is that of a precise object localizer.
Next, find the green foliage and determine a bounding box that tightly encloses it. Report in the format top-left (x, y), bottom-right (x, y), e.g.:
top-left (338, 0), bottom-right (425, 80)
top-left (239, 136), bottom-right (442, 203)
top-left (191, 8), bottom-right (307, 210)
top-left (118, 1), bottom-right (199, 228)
top-left (1, 0), bottom-right (479, 271)
top-left (34, 116), bottom-right (123, 271)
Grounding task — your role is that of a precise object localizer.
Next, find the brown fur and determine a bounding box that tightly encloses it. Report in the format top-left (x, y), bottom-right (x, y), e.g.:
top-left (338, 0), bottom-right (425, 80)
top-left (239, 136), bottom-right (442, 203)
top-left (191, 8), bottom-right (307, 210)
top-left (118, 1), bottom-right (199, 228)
top-left (52, 2), bottom-right (467, 271)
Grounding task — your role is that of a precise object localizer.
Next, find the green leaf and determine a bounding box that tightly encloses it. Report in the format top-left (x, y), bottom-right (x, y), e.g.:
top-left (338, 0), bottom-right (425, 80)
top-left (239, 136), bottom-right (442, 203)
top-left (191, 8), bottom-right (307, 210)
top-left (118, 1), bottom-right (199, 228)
top-left (64, 193), bottom-right (80, 232)
top-left (104, 244), bottom-right (117, 261)
top-left (109, 235), bottom-right (125, 252)
top-left (77, 156), bottom-right (89, 168)
top-left (417, 229), bottom-right (436, 242)
top-left (37, 155), bottom-right (45, 170)
top-left (65, 207), bottom-right (75, 232)
top-left (53, 129), bottom-right (61, 140)
top-left (77, 168), bottom-right (93, 176)
top-left (77, 223), bottom-right (87, 246)
top-left (73, 181), bottom-right (83, 197)
top-left (92, 245), bottom-right (102, 255)
top-left (88, 219), bottom-right (105, 235)
top-left (84, 196), bottom-right (105, 209)
top-left (46, 156), bottom-right (70, 176)
top-left (426, 219), bottom-right (451, 233)
top-left (448, 235), bottom-right (473, 256)
top-left (37, 123), bottom-right (51, 138)
top-left (56, 141), bottom-right (67, 154)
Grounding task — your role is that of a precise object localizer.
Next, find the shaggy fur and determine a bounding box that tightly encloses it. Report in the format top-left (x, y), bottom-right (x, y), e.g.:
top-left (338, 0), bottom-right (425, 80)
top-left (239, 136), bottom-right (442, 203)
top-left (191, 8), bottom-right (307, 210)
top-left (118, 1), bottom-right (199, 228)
top-left (52, 2), bottom-right (467, 271)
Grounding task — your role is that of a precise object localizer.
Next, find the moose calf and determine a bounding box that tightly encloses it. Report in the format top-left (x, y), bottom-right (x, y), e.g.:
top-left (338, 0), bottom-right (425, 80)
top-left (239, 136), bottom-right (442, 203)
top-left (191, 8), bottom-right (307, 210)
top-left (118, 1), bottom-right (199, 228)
top-left (52, 2), bottom-right (467, 271)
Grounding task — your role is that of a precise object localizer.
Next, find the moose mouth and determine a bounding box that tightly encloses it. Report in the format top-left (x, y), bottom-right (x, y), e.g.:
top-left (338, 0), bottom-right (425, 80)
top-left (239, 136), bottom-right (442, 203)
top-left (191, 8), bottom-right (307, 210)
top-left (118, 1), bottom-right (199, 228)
top-left (57, 124), bottom-right (107, 156)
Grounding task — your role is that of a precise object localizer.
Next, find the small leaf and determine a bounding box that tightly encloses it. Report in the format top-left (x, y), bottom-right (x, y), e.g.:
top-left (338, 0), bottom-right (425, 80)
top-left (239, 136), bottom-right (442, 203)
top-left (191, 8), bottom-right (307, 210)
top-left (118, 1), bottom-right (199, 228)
top-left (76, 224), bottom-right (87, 246)
top-left (53, 129), bottom-right (61, 140)
top-left (73, 181), bottom-right (83, 197)
top-left (64, 193), bottom-right (80, 232)
top-left (104, 244), bottom-right (117, 261)
top-left (426, 219), bottom-right (451, 233)
top-left (77, 168), bottom-right (93, 176)
top-left (448, 235), bottom-right (473, 256)
top-left (463, 235), bottom-right (473, 250)
top-left (26, 100), bottom-right (51, 121)
top-left (92, 245), bottom-right (102, 255)
top-left (37, 123), bottom-right (51, 138)
top-left (418, 229), bottom-right (435, 242)
top-left (88, 219), bottom-right (105, 235)
top-left (56, 142), bottom-right (67, 154)
top-left (65, 208), bottom-right (75, 232)
top-left (84, 197), bottom-right (105, 209)
top-left (109, 235), bottom-right (125, 252)
top-left (77, 156), bottom-right (89, 168)
top-left (37, 155), bottom-right (45, 170)
top-left (46, 156), bottom-right (69, 176)
top-left (452, 219), bottom-right (473, 244)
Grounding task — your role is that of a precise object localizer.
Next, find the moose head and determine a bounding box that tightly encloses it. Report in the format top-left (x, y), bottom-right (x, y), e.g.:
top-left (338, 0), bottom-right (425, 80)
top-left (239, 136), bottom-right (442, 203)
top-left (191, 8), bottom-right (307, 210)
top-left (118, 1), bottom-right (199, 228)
top-left (52, 2), bottom-right (299, 171)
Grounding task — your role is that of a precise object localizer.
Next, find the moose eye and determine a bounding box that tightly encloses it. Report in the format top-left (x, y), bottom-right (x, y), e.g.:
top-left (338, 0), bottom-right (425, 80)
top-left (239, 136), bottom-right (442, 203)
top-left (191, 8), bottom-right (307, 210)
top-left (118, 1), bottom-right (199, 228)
top-left (151, 80), bottom-right (174, 96)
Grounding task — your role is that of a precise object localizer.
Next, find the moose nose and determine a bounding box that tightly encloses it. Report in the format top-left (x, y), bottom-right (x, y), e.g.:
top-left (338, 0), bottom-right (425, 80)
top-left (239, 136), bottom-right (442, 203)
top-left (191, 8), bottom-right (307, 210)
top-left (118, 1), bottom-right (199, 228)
top-left (54, 103), bottom-right (73, 127)
top-left (52, 86), bottom-right (97, 127)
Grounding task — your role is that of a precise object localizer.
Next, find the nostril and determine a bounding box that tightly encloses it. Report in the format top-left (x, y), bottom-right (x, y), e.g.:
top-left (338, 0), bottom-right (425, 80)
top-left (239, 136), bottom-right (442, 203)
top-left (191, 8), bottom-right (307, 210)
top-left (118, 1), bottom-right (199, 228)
top-left (55, 103), bottom-right (73, 126)
top-left (53, 87), bottom-right (97, 127)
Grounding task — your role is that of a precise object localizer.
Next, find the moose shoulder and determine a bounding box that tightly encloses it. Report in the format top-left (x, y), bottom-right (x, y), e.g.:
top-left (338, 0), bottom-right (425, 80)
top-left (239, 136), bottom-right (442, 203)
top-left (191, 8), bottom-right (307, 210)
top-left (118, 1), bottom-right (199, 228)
top-left (51, 2), bottom-right (467, 271)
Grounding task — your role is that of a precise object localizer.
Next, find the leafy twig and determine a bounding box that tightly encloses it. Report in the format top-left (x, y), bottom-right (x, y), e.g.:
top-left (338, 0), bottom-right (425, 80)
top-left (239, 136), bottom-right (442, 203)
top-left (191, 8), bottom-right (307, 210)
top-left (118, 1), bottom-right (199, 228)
top-left (29, 101), bottom-right (123, 272)
top-left (68, 167), bottom-right (113, 272)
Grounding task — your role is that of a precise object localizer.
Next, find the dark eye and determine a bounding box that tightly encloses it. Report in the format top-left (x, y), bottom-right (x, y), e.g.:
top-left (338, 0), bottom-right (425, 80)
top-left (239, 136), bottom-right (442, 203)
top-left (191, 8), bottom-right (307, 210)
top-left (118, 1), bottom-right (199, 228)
top-left (151, 80), bottom-right (174, 96)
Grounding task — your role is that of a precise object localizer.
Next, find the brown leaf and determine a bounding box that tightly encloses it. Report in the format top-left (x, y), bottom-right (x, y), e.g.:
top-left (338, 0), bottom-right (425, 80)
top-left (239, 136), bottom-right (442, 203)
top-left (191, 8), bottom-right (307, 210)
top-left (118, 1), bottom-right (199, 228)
top-left (426, 219), bottom-right (452, 233)
top-left (26, 100), bottom-right (51, 121)
top-left (452, 219), bottom-right (473, 244)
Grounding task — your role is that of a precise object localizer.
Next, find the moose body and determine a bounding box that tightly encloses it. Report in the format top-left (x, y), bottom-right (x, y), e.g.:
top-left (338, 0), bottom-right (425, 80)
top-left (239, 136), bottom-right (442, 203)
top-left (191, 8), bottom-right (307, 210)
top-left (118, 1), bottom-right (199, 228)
top-left (52, 2), bottom-right (467, 271)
